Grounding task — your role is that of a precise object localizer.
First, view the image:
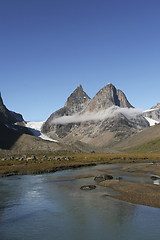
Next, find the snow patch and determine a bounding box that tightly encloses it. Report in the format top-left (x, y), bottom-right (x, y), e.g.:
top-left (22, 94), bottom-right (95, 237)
top-left (25, 121), bottom-right (58, 142)
top-left (144, 117), bottom-right (159, 126)
top-left (144, 108), bottom-right (160, 113)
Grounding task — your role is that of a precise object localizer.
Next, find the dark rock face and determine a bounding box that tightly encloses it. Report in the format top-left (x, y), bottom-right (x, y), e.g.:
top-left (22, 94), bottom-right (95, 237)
top-left (0, 120), bottom-right (32, 149)
top-left (0, 93), bottom-right (24, 124)
top-left (0, 93), bottom-right (32, 150)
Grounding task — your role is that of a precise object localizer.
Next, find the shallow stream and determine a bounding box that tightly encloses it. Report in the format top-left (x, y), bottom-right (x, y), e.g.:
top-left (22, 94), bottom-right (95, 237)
top-left (0, 164), bottom-right (160, 240)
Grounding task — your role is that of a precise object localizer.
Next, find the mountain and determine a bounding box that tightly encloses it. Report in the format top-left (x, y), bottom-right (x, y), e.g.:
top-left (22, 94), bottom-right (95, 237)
top-left (0, 92), bottom-right (24, 124)
top-left (42, 85), bottom-right (91, 133)
top-left (112, 122), bottom-right (160, 153)
top-left (0, 93), bottom-right (32, 149)
top-left (64, 84), bottom-right (91, 112)
top-left (143, 102), bottom-right (160, 123)
top-left (2, 85), bottom-right (160, 154)
top-left (83, 83), bottom-right (133, 112)
top-left (42, 83), bottom-right (149, 147)
top-left (0, 93), bottom-right (84, 153)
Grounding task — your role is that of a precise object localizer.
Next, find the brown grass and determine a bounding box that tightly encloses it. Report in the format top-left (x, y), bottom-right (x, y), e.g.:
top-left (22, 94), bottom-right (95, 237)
top-left (99, 180), bottom-right (160, 208)
top-left (1, 153), bottom-right (160, 177)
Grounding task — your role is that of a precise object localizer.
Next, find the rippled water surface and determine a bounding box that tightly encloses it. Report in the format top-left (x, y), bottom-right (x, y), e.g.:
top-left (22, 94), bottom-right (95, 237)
top-left (0, 164), bottom-right (160, 240)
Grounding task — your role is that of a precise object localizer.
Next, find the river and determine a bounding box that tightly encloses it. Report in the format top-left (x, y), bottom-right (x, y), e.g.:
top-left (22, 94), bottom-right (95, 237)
top-left (0, 164), bottom-right (160, 240)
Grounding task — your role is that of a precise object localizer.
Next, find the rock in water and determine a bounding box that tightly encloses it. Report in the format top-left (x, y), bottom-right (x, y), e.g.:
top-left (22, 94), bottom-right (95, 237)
top-left (94, 174), bottom-right (114, 182)
top-left (80, 185), bottom-right (96, 190)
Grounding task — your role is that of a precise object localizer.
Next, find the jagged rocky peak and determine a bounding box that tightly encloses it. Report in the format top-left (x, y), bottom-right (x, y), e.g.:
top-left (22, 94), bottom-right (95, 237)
top-left (65, 84), bottom-right (90, 110)
top-left (60, 84), bottom-right (91, 115)
top-left (84, 83), bottom-right (133, 112)
top-left (42, 85), bottom-right (90, 133)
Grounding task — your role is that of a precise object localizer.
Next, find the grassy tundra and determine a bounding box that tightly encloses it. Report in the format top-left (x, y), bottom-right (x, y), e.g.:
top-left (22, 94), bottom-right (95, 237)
top-left (1, 153), bottom-right (160, 177)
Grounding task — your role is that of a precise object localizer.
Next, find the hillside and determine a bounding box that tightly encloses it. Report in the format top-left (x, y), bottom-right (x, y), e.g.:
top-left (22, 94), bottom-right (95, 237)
top-left (112, 123), bottom-right (160, 153)
top-left (125, 137), bottom-right (160, 153)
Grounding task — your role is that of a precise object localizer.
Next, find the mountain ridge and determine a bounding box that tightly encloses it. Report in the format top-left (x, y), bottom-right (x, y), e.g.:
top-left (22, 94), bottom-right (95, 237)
top-left (83, 83), bottom-right (133, 113)
top-left (1, 84), bottom-right (160, 153)
top-left (42, 83), bottom-right (149, 147)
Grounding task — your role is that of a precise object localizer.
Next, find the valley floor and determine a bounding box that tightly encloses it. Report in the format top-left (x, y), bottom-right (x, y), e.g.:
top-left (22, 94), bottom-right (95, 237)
top-left (1, 153), bottom-right (160, 208)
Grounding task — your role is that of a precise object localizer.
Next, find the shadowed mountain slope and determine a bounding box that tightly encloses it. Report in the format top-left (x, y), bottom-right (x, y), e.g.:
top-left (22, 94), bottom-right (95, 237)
top-left (0, 93), bottom-right (24, 124)
top-left (0, 93), bottom-right (32, 149)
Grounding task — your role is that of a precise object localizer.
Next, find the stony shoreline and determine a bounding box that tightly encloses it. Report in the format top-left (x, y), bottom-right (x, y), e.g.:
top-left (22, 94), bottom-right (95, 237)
top-left (97, 163), bottom-right (160, 208)
top-left (99, 180), bottom-right (160, 208)
top-left (72, 160), bottom-right (160, 209)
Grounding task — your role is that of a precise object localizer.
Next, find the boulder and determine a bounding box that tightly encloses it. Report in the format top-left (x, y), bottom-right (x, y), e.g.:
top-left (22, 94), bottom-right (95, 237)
top-left (80, 185), bottom-right (96, 190)
top-left (150, 175), bottom-right (160, 180)
top-left (94, 174), bottom-right (113, 182)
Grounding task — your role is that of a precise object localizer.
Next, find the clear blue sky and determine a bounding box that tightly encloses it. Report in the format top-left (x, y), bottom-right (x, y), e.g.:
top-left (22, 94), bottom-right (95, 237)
top-left (0, 0), bottom-right (160, 121)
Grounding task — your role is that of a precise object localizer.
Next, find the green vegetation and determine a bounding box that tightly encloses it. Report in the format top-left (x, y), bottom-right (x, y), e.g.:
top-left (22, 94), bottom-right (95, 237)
top-left (1, 153), bottom-right (160, 177)
top-left (125, 137), bottom-right (160, 153)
